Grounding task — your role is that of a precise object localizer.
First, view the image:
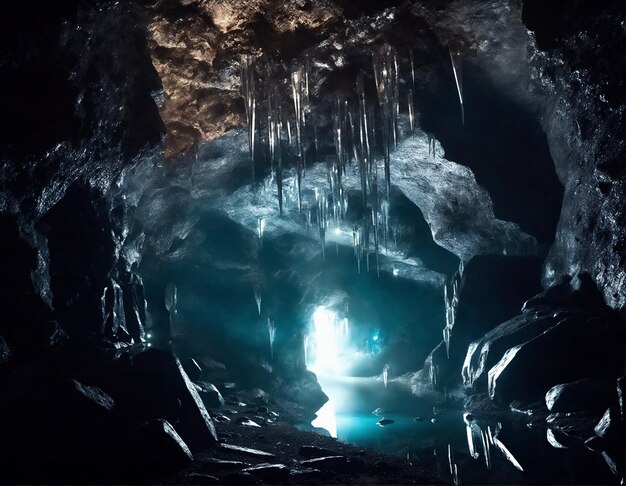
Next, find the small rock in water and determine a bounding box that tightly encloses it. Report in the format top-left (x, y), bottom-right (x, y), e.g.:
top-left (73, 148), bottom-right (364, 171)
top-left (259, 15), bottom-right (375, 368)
top-left (413, 416), bottom-right (423, 422)
top-left (372, 407), bottom-right (386, 416)
top-left (236, 417), bottom-right (262, 427)
top-left (431, 418), bottom-right (438, 424)
top-left (376, 418), bottom-right (395, 426)
top-left (463, 412), bottom-right (474, 425)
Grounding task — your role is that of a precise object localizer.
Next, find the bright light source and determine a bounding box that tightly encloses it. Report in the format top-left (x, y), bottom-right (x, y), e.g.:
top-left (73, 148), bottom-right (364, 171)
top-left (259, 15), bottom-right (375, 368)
top-left (392, 268), bottom-right (399, 277)
top-left (306, 306), bottom-right (350, 375)
top-left (147, 342), bottom-right (152, 347)
top-left (334, 227), bottom-right (341, 235)
top-left (311, 399), bottom-right (337, 438)
top-left (146, 333), bottom-right (152, 339)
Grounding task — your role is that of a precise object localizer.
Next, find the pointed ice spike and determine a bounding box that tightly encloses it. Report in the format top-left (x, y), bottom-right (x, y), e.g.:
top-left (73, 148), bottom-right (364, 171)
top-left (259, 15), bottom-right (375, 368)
top-left (449, 47), bottom-right (464, 126)
top-left (253, 286), bottom-right (262, 315)
top-left (383, 364), bottom-right (389, 388)
top-left (408, 90), bottom-right (415, 131)
top-left (240, 55), bottom-right (257, 182)
top-left (267, 318), bottom-right (276, 360)
top-left (409, 48), bottom-right (416, 88)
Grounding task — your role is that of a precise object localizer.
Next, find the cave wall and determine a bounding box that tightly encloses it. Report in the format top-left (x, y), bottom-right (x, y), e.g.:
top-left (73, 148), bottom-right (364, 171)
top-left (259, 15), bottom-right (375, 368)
top-left (0, 0), bottom-right (164, 349)
top-left (522, 0), bottom-right (626, 311)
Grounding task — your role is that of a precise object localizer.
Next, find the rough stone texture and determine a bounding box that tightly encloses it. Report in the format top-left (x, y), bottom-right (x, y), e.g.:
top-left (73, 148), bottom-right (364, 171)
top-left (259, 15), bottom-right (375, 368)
top-left (522, 0), bottom-right (626, 310)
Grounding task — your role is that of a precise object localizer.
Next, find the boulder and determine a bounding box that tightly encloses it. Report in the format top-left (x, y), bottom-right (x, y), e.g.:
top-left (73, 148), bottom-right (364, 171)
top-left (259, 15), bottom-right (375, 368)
top-left (197, 381), bottom-right (225, 408)
top-left (419, 255), bottom-right (542, 391)
top-left (487, 313), bottom-right (624, 404)
top-left (545, 378), bottom-right (618, 413)
top-left (133, 349), bottom-right (218, 451)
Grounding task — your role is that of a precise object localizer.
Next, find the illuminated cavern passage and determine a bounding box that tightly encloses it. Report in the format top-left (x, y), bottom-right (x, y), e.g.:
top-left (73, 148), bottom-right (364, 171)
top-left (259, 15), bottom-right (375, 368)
top-left (0, 0), bottom-right (624, 484)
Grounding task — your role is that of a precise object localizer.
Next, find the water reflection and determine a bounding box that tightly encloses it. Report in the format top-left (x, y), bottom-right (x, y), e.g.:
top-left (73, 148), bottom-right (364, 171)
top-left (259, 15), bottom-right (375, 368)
top-left (309, 376), bottom-right (617, 485)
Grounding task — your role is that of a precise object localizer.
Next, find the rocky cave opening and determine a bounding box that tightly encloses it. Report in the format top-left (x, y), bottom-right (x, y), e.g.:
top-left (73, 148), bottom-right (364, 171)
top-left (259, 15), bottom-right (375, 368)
top-left (0, 0), bottom-right (624, 484)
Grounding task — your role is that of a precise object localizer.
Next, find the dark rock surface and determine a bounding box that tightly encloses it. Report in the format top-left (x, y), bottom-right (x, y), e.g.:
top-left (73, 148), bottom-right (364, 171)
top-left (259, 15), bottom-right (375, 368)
top-left (545, 378), bottom-right (618, 414)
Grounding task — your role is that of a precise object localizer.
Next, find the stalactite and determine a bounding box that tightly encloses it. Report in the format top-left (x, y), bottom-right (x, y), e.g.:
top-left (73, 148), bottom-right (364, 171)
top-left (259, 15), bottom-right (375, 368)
top-left (408, 89), bottom-right (415, 132)
top-left (449, 47), bottom-right (464, 126)
top-left (240, 54), bottom-right (257, 182)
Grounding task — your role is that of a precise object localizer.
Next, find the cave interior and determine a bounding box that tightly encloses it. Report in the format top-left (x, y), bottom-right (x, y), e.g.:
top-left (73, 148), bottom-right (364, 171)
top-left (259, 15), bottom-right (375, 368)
top-left (0, 0), bottom-right (624, 484)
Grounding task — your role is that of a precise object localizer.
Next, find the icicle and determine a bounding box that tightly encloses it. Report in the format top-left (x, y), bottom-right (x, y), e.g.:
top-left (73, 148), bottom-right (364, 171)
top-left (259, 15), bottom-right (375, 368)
top-left (165, 283), bottom-right (177, 332)
top-left (449, 47), bottom-right (464, 126)
top-left (257, 217), bottom-right (266, 239)
top-left (408, 89), bottom-right (415, 132)
top-left (383, 364), bottom-right (390, 388)
top-left (291, 65), bottom-right (306, 210)
top-left (315, 188), bottom-right (328, 260)
top-left (240, 54), bottom-right (257, 182)
top-left (267, 318), bottom-right (276, 360)
top-left (480, 427), bottom-right (492, 469)
top-left (253, 286), bottom-right (262, 316)
top-left (372, 44), bottom-right (398, 198)
top-left (409, 48), bottom-right (416, 88)
top-left (448, 444), bottom-right (460, 485)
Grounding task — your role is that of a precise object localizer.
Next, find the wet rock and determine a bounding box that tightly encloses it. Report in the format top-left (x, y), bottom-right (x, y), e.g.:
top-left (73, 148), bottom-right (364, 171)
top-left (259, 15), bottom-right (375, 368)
top-left (197, 381), bottom-right (225, 408)
top-left (119, 271), bottom-right (147, 342)
top-left (133, 349), bottom-right (218, 451)
top-left (299, 445), bottom-right (337, 458)
top-left (121, 419), bottom-right (193, 477)
top-left (300, 455), bottom-right (349, 472)
top-left (594, 407), bottom-right (622, 443)
top-left (291, 468), bottom-right (325, 480)
top-left (101, 278), bottom-right (131, 343)
top-left (186, 473), bottom-right (219, 485)
top-left (483, 310), bottom-right (624, 404)
top-left (0, 336), bottom-right (10, 363)
top-left (413, 416), bottom-right (423, 422)
top-left (220, 443), bottom-right (275, 458)
top-left (431, 418), bottom-right (438, 424)
top-left (376, 418), bottom-right (395, 426)
top-left (199, 458), bottom-right (250, 473)
top-left (545, 378), bottom-right (618, 413)
top-left (236, 416), bottom-right (262, 427)
top-left (372, 407), bottom-right (386, 416)
top-left (182, 358), bottom-right (203, 381)
top-left (546, 412), bottom-right (598, 439)
top-left (242, 463), bottom-right (291, 482)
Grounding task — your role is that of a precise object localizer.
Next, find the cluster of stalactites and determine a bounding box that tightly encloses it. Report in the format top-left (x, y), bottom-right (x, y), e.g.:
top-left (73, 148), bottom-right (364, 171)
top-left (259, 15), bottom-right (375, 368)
top-left (237, 44), bottom-right (461, 275)
top-left (443, 260), bottom-right (463, 359)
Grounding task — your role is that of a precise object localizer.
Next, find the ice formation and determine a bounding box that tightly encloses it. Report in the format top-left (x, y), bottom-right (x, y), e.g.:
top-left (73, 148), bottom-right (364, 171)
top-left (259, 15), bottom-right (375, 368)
top-left (267, 317), bottom-right (276, 360)
top-left (449, 47), bottom-right (464, 126)
top-left (240, 54), bottom-right (257, 181)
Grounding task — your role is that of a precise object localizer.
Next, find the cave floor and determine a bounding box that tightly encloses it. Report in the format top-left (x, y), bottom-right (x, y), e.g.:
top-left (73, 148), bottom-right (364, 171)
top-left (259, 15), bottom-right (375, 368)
top-left (168, 418), bottom-right (440, 485)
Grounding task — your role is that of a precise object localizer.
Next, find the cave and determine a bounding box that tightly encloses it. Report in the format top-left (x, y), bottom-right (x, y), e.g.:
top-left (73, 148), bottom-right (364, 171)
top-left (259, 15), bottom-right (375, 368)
top-left (1, 0), bottom-right (624, 484)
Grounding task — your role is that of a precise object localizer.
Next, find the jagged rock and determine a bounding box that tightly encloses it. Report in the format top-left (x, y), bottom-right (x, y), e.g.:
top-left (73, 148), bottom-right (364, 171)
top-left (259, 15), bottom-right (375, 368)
top-left (487, 312), bottom-right (624, 404)
top-left (120, 271), bottom-right (146, 342)
top-left (546, 412), bottom-right (598, 439)
top-left (376, 418), bottom-right (395, 426)
top-left (594, 407), bottom-right (622, 443)
top-left (299, 445), bottom-right (338, 458)
top-left (243, 463), bottom-right (291, 482)
top-left (300, 456), bottom-right (349, 472)
top-left (186, 473), bottom-right (220, 485)
top-left (120, 419), bottom-right (193, 477)
top-left (182, 357), bottom-right (203, 381)
top-left (101, 278), bottom-right (131, 343)
top-left (545, 378), bottom-right (618, 413)
top-left (199, 458), bottom-right (250, 473)
top-left (133, 349), bottom-right (218, 451)
top-left (0, 336), bottom-right (11, 363)
top-left (197, 381), bottom-right (225, 408)
top-left (220, 443), bottom-right (275, 458)
top-left (236, 416), bottom-right (262, 427)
